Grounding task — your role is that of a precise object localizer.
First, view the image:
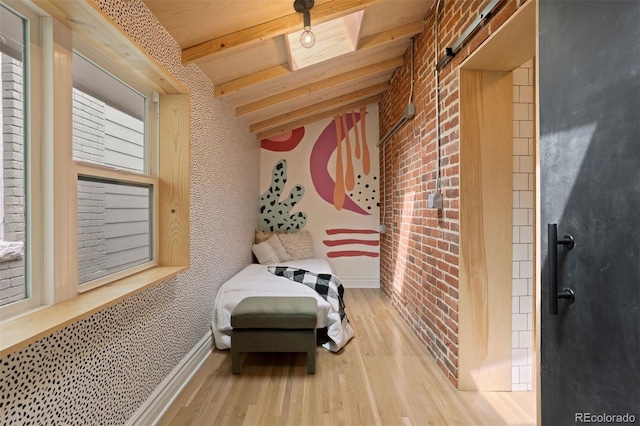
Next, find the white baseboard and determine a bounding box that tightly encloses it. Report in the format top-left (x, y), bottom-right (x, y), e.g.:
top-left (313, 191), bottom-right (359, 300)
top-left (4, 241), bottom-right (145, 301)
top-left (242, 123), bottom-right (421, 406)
top-left (341, 278), bottom-right (380, 288)
top-left (127, 331), bottom-right (213, 426)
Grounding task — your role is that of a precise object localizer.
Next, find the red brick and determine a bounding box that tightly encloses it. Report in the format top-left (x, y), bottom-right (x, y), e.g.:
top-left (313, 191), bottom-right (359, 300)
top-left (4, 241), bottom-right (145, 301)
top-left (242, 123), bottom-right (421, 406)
top-left (378, 0), bottom-right (521, 388)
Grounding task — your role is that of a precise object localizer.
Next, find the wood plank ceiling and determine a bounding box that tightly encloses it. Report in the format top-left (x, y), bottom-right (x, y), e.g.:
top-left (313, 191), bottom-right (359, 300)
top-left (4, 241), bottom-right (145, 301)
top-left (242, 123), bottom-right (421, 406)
top-left (143, 0), bottom-right (434, 139)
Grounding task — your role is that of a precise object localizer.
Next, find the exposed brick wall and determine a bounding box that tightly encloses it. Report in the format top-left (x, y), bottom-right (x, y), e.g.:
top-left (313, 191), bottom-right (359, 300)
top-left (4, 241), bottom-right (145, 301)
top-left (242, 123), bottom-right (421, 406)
top-left (379, 0), bottom-right (530, 387)
top-left (77, 179), bottom-right (107, 283)
top-left (0, 54), bottom-right (26, 305)
top-left (74, 89), bottom-right (108, 284)
top-left (73, 89), bottom-right (106, 164)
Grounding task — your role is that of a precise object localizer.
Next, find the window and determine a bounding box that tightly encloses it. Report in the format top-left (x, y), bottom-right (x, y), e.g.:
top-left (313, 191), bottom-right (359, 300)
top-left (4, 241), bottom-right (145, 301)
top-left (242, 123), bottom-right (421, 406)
top-left (1, 14), bottom-right (162, 311)
top-left (77, 178), bottom-right (152, 286)
top-left (72, 53), bottom-right (147, 172)
top-left (72, 49), bottom-right (158, 291)
top-left (0, 0), bottom-right (189, 335)
top-left (0, 3), bottom-right (35, 310)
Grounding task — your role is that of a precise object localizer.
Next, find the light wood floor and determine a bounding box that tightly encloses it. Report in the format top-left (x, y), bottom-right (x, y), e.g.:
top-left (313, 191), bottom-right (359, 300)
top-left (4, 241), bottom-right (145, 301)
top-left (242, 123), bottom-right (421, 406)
top-left (159, 288), bottom-right (536, 426)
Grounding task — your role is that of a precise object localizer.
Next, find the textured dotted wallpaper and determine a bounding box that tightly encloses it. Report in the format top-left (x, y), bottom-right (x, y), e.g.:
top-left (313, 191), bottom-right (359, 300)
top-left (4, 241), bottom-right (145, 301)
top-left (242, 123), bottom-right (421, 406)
top-left (0, 0), bottom-right (259, 424)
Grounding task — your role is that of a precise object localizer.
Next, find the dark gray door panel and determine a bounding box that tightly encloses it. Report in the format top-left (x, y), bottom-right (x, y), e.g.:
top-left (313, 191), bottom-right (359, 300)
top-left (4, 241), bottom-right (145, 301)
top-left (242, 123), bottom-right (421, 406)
top-left (539, 1), bottom-right (640, 424)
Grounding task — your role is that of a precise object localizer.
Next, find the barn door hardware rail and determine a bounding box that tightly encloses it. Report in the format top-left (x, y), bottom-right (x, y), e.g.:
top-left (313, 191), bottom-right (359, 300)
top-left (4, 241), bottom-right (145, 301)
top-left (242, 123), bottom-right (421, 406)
top-left (435, 0), bottom-right (503, 70)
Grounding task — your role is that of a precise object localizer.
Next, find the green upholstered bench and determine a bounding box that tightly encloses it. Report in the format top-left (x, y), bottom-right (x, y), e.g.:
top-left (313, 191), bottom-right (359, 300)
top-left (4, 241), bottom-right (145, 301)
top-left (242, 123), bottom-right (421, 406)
top-left (230, 296), bottom-right (318, 374)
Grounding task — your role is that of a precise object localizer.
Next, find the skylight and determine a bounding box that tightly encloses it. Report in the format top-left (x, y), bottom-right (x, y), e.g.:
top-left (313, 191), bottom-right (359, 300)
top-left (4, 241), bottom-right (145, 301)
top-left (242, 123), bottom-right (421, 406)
top-left (286, 10), bottom-right (364, 71)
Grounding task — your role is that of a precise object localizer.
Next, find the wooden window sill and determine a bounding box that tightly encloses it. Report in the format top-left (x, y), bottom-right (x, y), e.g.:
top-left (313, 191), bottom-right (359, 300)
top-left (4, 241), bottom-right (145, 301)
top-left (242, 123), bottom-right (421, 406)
top-left (0, 266), bottom-right (187, 358)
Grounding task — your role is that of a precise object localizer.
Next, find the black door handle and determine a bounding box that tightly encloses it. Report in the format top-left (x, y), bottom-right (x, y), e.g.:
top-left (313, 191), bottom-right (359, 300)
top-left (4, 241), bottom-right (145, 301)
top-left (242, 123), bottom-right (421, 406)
top-left (548, 223), bottom-right (576, 315)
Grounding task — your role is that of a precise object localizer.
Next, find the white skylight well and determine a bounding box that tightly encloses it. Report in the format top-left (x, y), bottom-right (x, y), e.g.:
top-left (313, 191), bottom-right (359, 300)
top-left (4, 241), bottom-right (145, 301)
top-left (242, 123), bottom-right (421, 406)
top-left (286, 10), bottom-right (364, 71)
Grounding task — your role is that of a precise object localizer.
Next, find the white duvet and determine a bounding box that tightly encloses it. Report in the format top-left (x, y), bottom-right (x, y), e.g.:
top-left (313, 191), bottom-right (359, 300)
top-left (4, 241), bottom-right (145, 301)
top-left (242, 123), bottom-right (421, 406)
top-left (212, 258), bottom-right (354, 352)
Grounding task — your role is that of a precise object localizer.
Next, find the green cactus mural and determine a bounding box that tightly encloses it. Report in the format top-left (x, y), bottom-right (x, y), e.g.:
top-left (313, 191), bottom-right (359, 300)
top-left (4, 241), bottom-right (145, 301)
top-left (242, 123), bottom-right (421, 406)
top-left (260, 159), bottom-right (307, 232)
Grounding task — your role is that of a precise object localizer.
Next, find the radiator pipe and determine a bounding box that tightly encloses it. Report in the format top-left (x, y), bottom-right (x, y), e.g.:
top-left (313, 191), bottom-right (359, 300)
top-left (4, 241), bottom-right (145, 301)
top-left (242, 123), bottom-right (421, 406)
top-left (378, 38), bottom-right (416, 148)
top-left (377, 105), bottom-right (414, 148)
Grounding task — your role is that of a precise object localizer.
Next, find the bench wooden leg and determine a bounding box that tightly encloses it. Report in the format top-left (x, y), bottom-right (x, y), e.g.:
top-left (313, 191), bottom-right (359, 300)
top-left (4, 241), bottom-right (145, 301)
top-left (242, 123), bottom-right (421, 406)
top-left (307, 348), bottom-right (315, 374)
top-left (231, 348), bottom-right (241, 374)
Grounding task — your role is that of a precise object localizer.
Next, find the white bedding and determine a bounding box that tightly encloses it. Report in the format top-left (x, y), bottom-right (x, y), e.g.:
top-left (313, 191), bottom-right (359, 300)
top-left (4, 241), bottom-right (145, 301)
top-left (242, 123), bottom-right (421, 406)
top-left (212, 258), bottom-right (354, 352)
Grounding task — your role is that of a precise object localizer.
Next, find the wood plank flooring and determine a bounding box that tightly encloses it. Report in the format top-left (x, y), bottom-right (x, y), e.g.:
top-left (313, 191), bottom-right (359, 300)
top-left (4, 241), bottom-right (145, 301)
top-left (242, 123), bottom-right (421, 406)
top-left (159, 288), bottom-right (536, 425)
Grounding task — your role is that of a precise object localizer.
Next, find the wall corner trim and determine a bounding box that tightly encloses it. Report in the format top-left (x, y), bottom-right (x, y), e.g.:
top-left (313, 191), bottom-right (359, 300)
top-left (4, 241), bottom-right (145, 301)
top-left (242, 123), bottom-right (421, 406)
top-left (341, 278), bottom-right (381, 289)
top-left (126, 331), bottom-right (213, 425)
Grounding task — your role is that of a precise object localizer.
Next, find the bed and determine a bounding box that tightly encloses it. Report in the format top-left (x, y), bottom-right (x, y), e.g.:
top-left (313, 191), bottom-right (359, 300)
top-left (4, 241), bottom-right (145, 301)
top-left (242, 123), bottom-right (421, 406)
top-left (212, 258), bottom-right (354, 352)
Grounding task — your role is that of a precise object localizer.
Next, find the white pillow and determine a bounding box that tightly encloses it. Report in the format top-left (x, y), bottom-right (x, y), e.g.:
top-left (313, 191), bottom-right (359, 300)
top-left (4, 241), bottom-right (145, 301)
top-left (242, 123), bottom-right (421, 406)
top-left (252, 240), bottom-right (280, 264)
top-left (266, 234), bottom-right (292, 262)
top-left (277, 230), bottom-right (314, 260)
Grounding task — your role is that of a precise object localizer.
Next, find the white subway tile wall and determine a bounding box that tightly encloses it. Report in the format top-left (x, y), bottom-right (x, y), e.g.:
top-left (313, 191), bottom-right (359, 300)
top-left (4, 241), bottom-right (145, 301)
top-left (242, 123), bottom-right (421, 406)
top-left (512, 59), bottom-right (535, 391)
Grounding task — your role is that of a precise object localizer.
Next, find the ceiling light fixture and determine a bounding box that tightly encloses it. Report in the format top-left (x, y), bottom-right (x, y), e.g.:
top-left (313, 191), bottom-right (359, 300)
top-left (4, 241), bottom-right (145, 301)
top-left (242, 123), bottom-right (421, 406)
top-left (294, 0), bottom-right (316, 48)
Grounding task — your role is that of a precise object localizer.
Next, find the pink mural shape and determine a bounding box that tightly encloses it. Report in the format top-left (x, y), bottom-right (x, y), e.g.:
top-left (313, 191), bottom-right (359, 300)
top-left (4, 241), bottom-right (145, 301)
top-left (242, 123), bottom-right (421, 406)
top-left (352, 110), bottom-right (361, 160)
top-left (261, 127), bottom-right (305, 152)
top-left (360, 106), bottom-right (370, 175)
top-left (333, 116), bottom-right (345, 211)
top-left (310, 110), bottom-right (371, 215)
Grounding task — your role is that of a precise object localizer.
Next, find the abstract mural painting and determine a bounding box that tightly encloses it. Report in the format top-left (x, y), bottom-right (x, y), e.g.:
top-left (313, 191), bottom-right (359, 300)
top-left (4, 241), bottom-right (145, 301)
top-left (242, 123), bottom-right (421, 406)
top-left (259, 103), bottom-right (380, 276)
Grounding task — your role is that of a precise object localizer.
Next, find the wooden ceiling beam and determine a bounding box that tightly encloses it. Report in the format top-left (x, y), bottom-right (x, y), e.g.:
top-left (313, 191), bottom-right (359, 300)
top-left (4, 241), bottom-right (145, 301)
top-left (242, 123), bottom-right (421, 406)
top-left (182, 0), bottom-right (381, 65)
top-left (214, 19), bottom-right (424, 97)
top-left (249, 82), bottom-right (388, 133)
top-left (236, 57), bottom-right (402, 117)
top-left (357, 19), bottom-right (425, 50)
top-left (214, 65), bottom-right (290, 97)
top-left (256, 95), bottom-right (383, 140)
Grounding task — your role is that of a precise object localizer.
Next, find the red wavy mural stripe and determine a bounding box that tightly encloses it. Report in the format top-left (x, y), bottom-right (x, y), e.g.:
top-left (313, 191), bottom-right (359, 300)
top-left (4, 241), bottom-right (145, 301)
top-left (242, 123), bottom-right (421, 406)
top-left (322, 239), bottom-right (380, 247)
top-left (326, 228), bottom-right (379, 235)
top-left (327, 250), bottom-right (379, 258)
top-left (261, 127), bottom-right (305, 152)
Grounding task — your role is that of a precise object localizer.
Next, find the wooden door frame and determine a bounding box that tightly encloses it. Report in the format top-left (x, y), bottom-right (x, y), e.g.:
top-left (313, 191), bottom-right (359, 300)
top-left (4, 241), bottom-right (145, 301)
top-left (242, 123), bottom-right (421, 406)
top-left (457, 0), bottom-right (537, 404)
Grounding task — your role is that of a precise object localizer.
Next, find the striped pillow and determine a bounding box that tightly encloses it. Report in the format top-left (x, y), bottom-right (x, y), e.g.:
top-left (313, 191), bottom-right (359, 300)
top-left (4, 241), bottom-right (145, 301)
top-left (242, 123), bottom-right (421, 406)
top-left (277, 230), bottom-right (314, 260)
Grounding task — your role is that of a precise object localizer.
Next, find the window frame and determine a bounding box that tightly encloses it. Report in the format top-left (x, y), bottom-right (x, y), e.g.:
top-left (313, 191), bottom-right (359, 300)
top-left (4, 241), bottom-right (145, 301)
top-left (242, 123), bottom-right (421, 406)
top-left (71, 40), bottom-right (159, 176)
top-left (71, 40), bottom-right (160, 293)
top-left (75, 162), bottom-right (160, 293)
top-left (0, 0), bottom-right (44, 319)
